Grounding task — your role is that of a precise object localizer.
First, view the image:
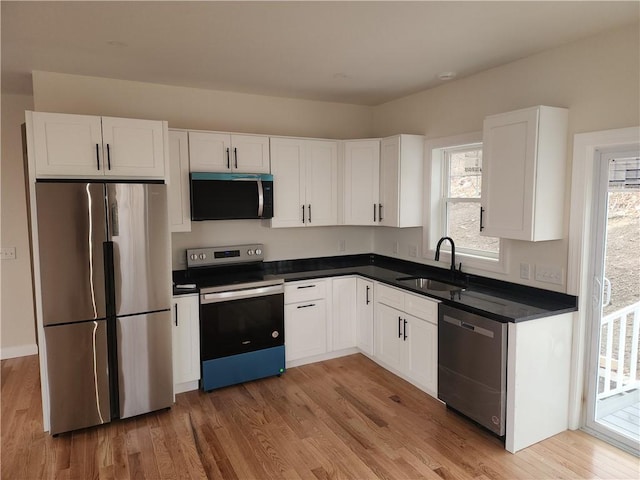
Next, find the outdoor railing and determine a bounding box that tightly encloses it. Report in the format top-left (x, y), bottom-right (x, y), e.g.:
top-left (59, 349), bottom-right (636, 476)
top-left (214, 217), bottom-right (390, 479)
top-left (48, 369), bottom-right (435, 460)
top-left (598, 300), bottom-right (640, 400)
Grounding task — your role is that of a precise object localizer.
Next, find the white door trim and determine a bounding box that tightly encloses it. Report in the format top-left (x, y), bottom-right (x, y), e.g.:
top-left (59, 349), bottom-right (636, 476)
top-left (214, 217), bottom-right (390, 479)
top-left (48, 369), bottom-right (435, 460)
top-left (566, 126), bottom-right (640, 430)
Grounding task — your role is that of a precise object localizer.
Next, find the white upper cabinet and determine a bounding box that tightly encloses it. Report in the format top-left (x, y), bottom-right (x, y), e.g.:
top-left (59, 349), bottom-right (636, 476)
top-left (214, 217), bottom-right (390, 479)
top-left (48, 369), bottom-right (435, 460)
top-left (481, 105), bottom-right (568, 241)
top-left (29, 111), bottom-right (167, 179)
top-left (168, 130), bottom-right (191, 232)
top-left (343, 139), bottom-right (380, 225)
top-left (270, 137), bottom-right (338, 228)
top-left (379, 134), bottom-right (424, 228)
top-left (188, 131), bottom-right (270, 173)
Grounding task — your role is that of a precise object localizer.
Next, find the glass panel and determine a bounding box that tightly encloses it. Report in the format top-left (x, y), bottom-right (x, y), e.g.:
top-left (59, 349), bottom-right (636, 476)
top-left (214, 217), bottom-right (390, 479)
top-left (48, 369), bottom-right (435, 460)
top-left (446, 201), bottom-right (499, 255)
top-left (448, 149), bottom-right (482, 199)
top-left (595, 189), bottom-right (640, 447)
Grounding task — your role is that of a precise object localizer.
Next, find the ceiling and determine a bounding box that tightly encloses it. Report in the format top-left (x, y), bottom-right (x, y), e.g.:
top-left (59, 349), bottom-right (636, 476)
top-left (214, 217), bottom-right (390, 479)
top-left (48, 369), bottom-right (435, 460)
top-left (2, 1), bottom-right (639, 106)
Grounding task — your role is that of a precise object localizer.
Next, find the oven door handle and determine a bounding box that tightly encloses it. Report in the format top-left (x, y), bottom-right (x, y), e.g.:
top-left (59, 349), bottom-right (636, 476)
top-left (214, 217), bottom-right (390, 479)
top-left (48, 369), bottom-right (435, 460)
top-left (201, 284), bottom-right (284, 304)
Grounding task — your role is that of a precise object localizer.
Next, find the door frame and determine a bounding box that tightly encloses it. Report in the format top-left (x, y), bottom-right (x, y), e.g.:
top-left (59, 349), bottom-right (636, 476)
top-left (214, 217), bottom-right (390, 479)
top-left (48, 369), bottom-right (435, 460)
top-left (566, 127), bottom-right (640, 437)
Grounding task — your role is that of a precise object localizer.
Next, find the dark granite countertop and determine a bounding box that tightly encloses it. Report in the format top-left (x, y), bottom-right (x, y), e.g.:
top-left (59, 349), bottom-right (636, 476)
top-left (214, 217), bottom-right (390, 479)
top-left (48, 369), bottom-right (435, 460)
top-left (173, 254), bottom-right (578, 323)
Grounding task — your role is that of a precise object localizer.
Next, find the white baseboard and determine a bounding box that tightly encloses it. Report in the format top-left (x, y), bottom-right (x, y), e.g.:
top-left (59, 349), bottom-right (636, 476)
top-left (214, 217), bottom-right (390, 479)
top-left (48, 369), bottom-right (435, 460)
top-left (286, 347), bottom-right (359, 369)
top-left (174, 380), bottom-right (199, 395)
top-left (0, 343), bottom-right (39, 360)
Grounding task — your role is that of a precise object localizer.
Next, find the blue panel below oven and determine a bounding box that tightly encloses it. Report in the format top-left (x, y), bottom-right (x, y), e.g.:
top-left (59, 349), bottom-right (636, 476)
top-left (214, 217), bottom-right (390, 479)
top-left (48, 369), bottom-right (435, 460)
top-left (201, 346), bottom-right (285, 391)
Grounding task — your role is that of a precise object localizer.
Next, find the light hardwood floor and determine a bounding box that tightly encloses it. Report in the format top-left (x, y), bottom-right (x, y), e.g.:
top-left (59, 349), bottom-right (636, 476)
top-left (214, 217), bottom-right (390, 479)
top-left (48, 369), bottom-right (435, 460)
top-left (2, 353), bottom-right (639, 479)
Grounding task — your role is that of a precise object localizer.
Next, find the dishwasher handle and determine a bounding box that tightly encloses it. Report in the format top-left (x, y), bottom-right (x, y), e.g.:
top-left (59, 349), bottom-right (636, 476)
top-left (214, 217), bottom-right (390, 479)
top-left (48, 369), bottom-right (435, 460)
top-left (442, 315), bottom-right (495, 339)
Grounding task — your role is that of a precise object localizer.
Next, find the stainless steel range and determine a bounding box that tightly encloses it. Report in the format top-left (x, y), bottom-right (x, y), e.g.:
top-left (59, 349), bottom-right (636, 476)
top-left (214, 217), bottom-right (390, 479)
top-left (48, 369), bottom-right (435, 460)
top-left (186, 244), bottom-right (285, 391)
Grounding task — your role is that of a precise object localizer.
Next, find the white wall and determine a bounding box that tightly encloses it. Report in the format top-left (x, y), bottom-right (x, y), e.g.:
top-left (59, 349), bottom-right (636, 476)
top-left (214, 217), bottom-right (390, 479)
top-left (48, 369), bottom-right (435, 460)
top-left (371, 23), bottom-right (640, 291)
top-left (172, 222), bottom-right (373, 269)
top-left (1, 93), bottom-right (38, 359)
top-left (32, 71), bottom-right (374, 139)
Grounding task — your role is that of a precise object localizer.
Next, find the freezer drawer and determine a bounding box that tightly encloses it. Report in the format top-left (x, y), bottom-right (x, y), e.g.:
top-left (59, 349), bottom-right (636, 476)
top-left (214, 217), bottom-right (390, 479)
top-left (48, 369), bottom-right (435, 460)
top-left (45, 320), bottom-right (111, 435)
top-left (116, 310), bottom-right (173, 418)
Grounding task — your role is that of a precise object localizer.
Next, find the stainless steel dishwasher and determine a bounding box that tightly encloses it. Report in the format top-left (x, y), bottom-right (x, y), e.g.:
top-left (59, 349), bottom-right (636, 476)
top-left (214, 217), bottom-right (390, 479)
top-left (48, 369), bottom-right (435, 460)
top-left (438, 304), bottom-right (507, 436)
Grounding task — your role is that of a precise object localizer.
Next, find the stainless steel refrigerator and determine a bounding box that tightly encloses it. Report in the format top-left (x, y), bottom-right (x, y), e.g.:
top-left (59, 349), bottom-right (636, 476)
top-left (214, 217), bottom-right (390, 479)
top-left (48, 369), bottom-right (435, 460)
top-left (35, 182), bottom-right (173, 435)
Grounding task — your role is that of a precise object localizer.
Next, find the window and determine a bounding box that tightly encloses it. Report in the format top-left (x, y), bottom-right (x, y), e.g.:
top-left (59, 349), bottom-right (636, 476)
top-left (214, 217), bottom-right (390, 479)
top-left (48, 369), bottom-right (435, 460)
top-left (423, 133), bottom-right (504, 272)
top-left (441, 144), bottom-right (499, 258)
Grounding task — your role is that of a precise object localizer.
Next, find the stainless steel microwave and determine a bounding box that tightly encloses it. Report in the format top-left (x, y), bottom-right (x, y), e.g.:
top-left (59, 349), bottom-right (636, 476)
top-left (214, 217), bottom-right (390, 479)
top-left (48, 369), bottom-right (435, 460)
top-left (190, 172), bottom-right (274, 220)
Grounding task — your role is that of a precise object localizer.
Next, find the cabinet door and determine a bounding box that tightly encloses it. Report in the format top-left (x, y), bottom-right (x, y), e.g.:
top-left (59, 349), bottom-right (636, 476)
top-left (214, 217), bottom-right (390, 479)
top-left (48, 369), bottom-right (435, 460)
top-left (101, 117), bottom-right (166, 178)
top-left (481, 108), bottom-right (538, 240)
top-left (403, 315), bottom-right (437, 393)
top-left (332, 277), bottom-right (357, 351)
top-left (270, 138), bottom-right (306, 228)
top-left (343, 140), bottom-right (380, 225)
top-left (168, 130), bottom-right (191, 232)
top-left (380, 134), bottom-right (424, 228)
top-left (231, 134), bottom-right (270, 173)
top-left (285, 300), bottom-right (327, 361)
top-left (379, 136), bottom-right (400, 227)
top-left (356, 278), bottom-right (374, 355)
top-left (189, 131), bottom-right (231, 171)
top-left (172, 295), bottom-right (201, 387)
top-left (306, 140), bottom-right (338, 226)
top-left (374, 303), bottom-right (403, 371)
top-left (31, 112), bottom-right (104, 177)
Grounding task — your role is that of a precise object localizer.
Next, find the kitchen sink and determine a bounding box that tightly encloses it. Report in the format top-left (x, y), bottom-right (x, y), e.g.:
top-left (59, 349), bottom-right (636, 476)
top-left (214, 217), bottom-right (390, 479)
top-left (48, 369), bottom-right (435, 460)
top-left (396, 276), bottom-right (466, 292)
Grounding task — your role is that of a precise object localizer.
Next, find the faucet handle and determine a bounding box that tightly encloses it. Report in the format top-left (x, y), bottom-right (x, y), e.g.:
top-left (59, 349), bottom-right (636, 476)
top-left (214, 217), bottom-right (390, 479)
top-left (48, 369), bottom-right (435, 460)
top-left (458, 262), bottom-right (463, 272)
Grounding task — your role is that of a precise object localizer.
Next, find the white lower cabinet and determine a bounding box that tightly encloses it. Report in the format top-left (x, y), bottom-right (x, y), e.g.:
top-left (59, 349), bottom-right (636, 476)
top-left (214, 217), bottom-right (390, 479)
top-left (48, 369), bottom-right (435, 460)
top-left (283, 277), bottom-right (437, 398)
top-left (374, 283), bottom-right (438, 396)
top-left (171, 294), bottom-right (200, 394)
top-left (403, 313), bottom-right (437, 393)
top-left (356, 278), bottom-right (374, 355)
top-left (285, 301), bottom-right (327, 361)
top-left (375, 303), bottom-right (404, 371)
top-left (284, 279), bottom-right (328, 362)
top-left (332, 277), bottom-right (357, 351)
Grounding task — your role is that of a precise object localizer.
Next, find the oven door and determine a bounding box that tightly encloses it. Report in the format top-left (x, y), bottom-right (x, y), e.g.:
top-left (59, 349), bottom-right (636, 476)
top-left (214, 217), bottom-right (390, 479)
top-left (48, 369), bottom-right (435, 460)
top-left (200, 284), bottom-right (284, 361)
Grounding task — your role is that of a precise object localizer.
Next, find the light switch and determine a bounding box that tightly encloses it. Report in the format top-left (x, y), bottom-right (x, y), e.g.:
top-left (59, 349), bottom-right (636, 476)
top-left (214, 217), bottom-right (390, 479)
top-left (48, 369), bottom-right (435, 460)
top-left (1, 247), bottom-right (16, 260)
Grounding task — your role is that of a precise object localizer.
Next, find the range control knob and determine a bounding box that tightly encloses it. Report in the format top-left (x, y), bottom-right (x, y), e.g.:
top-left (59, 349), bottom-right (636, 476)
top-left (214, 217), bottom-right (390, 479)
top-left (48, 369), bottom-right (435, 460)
top-left (190, 254), bottom-right (198, 261)
top-left (199, 253), bottom-right (207, 260)
top-left (247, 249), bottom-right (254, 256)
top-left (255, 248), bottom-right (262, 256)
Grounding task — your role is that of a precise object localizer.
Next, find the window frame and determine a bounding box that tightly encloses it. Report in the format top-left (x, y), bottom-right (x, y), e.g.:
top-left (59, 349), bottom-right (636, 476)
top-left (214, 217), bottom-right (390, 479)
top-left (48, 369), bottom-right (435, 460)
top-left (423, 132), bottom-right (506, 273)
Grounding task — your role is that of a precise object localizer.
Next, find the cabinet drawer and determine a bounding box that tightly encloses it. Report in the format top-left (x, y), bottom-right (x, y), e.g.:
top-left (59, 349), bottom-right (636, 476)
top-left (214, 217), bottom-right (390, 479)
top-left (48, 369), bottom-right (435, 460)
top-left (375, 283), bottom-right (404, 310)
top-left (404, 293), bottom-right (438, 324)
top-left (285, 279), bottom-right (327, 304)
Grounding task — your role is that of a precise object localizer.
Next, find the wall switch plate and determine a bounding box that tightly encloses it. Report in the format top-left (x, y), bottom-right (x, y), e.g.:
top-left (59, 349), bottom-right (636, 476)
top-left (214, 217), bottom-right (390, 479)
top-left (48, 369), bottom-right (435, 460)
top-left (339, 240), bottom-right (346, 252)
top-left (519, 263), bottom-right (531, 280)
top-left (535, 264), bottom-right (564, 285)
top-left (0, 247), bottom-right (16, 260)
top-left (409, 245), bottom-right (418, 257)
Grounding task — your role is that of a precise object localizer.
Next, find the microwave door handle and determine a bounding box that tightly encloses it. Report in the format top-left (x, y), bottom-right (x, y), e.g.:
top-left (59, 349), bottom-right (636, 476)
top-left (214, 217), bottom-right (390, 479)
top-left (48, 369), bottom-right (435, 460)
top-left (257, 179), bottom-right (264, 217)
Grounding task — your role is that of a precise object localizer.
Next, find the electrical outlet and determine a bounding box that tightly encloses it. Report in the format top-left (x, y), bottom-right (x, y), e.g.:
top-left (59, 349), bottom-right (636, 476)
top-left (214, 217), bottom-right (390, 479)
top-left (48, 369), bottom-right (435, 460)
top-left (519, 263), bottom-right (531, 280)
top-left (409, 245), bottom-right (418, 257)
top-left (393, 242), bottom-right (399, 254)
top-left (0, 247), bottom-right (16, 260)
top-left (535, 264), bottom-right (563, 285)
top-left (339, 240), bottom-right (346, 252)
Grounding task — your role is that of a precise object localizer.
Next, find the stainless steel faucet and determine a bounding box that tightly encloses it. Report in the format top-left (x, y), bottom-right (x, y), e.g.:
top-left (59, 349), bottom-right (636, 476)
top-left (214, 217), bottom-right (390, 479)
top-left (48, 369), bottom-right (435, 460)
top-left (435, 236), bottom-right (460, 280)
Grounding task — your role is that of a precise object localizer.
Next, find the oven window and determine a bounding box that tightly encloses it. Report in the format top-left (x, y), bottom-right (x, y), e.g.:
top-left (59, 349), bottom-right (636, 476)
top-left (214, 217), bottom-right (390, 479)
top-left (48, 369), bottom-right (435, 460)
top-left (200, 294), bottom-right (284, 360)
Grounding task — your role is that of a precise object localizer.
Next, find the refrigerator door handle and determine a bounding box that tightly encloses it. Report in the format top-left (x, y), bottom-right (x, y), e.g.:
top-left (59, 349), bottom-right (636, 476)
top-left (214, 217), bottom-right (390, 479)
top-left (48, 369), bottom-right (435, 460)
top-left (110, 201), bottom-right (119, 237)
